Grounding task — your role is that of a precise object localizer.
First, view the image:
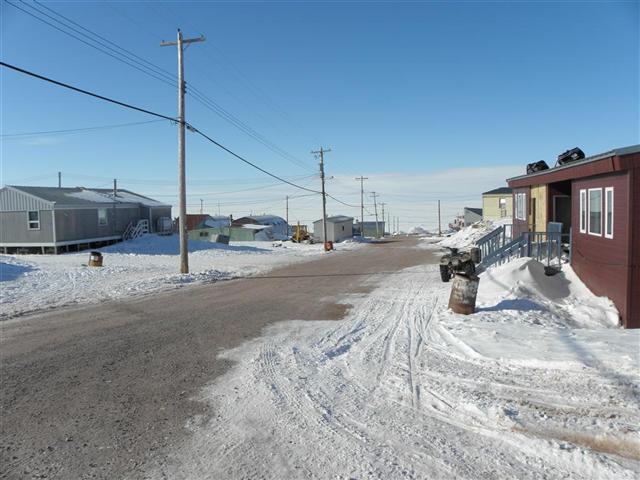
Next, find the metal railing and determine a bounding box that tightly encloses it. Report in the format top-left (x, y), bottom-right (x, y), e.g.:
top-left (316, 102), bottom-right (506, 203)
top-left (476, 224), bottom-right (513, 262)
top-left (479, 229), bottom-right (571, 271)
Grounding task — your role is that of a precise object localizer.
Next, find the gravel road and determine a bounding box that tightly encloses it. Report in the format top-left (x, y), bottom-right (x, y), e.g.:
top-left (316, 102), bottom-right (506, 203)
top-left (1, 237), bottom-right (436, 479)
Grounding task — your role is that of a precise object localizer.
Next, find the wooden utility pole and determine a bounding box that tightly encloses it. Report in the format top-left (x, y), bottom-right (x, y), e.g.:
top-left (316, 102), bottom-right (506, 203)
top-left (58, 171), bottom-right (61, 188)
top-left (200, 199), bottom-right (203, 215)
top-left (285, 195), bottom-right (289, 236)
top-left (312, 147), bottom-right (331, 249)
top-left (371, 192), bottom-right (380, 238)
top-left (161, 29), bottom-right (205, 274)
top-left (355, 176), bottom-right (368, 237)
top-left (380, 202), bottom-right (386, 236)
top-left (438, 200), bottom-right (442, 236)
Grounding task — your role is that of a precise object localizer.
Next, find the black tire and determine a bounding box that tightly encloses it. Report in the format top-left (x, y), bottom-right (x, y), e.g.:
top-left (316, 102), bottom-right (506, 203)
top-left (439, 264), bottom-right (451, 282)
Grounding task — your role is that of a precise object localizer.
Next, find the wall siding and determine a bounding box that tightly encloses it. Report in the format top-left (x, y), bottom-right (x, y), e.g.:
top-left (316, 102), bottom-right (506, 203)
top-left (55, 207), bottom-right (140, 241)
top-left (0, 210), bottom-right (54, 243)
top-left (530, 185), bottom-right (547, 233)
top-left (571, 172), bottom-right (629, 326)
top-left (628, 168), bottom-right (640, 328)
top-left (482, 194), bottom-right (513, 221)
top-left (0, 187), bottom-right (53, 212)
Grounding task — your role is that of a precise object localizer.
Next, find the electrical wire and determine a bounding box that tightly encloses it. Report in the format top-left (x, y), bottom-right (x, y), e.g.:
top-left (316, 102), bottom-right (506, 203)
top-left (4, 0), bottom-right (177, 88)
top-left (9, 0), bottom-right (315, 173)
top-left (1, 119), bottom-right (167, 138)
top-left (0, 62), bottom-right (177, 122)
top-left (1, 61), bottom-right (364, 208)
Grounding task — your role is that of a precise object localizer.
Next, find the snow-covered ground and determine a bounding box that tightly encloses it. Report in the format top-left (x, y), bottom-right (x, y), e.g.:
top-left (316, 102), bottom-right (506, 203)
top-left (156, 254), bottom-right (639, 479)
top-left (0, 235), bottom-right (360, 319)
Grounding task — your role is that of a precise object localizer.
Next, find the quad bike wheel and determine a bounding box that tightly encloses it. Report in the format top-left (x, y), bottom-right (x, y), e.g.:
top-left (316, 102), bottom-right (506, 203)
top-left (439, 264), bottom-right (451, 282)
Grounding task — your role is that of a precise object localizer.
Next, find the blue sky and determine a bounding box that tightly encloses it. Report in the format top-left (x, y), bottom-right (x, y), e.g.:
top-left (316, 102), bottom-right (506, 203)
top-left (1, 1), bottom-right (638, 227)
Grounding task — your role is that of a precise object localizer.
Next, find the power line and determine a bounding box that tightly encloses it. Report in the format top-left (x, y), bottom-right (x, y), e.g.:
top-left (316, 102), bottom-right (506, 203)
top-left (1, 61), bottom-right (365, 207)
top-left (1, 119), bottom-right (167, 138)
top-left (4, 0), bottom-right (177, 88)
top-left (9, 0), bottom-right (315, 173)
top-left (0, 61), bottom-right (177, 122)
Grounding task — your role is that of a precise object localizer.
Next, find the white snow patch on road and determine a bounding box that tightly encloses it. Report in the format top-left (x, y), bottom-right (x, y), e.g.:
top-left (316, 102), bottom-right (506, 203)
top-left (0, 235), bottom-right (360, 319)
top-left (157, 255), bottom-right (639, 479)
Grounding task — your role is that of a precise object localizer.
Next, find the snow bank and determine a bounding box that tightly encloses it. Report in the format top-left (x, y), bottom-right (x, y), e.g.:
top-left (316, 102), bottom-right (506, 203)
top-left (438, 218), bottom-right (511, 249)
top-left (0, 234), bottom-right (360, 319)
top-left (478, 258), bottom-right (620, 328)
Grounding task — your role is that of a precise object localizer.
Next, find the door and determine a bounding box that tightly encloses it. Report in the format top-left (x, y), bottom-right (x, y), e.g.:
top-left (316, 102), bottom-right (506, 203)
top-left (553, 195), bottom-right (571, 234)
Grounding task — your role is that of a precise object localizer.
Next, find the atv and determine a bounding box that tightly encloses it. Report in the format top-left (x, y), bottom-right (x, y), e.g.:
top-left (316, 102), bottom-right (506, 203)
top-left (439, 247), bottom-right (478, 282)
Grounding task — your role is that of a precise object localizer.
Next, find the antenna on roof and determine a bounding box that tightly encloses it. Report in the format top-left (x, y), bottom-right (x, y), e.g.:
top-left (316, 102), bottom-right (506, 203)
top-left (58, 171), bottom-right (61, 188)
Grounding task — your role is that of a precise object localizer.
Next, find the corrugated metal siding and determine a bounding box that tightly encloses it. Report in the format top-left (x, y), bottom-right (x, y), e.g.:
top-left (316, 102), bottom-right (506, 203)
top-left (0, 210), bottom-right (54, 243)
top-left (0, 187), bottom-right (53, 212)
top-left (571, 172), bottom-right (628, 326)
top-left (150, 206), bottom-right (172, 232)
top-left (55, 207), bottom-right (141, 241)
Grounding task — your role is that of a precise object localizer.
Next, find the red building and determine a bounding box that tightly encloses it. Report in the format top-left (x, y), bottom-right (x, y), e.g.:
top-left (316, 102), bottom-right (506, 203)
top-left (507, 145), bottom-right (640, 328)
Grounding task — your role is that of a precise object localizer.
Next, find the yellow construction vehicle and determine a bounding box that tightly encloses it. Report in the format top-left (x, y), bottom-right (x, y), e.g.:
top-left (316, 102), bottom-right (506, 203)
top-left (291, 222), bottom-right (310, 243)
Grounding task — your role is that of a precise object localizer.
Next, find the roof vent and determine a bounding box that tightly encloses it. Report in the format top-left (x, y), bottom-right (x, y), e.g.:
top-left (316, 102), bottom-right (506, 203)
top-left (557, 147), bottom-right (585, 166)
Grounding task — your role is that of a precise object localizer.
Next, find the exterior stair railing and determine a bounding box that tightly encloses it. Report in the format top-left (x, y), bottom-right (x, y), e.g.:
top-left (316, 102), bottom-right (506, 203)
top-left (478, 225), bottom-right (571, 271)
top-left (123, 219), bottom-right (149, 240)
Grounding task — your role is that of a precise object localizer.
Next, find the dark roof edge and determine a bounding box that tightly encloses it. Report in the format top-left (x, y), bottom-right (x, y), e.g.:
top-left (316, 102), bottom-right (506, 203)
top-left (506, 144), bottom-right (640, 183)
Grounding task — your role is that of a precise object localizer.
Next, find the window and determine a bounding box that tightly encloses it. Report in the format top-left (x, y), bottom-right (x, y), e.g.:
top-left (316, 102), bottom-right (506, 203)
top-left (98, 208), bottom-right (108, 226)
top-left (515, 193), bottom-right (526, 221)
top-left (588, 188), bottom-right (602, 236)
top-left (605, 187), bottom-right (614, 239)
top-left (27, 210), bottom-right (40, 230)
top-left (579, 190), bottom-right (586, 233)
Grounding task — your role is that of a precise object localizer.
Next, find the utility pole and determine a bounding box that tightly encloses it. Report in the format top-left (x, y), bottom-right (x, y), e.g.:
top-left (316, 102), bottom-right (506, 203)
top-left (380, 202), bottom-right (386, 236)
top-left (285, 195), bottom-right (289, 235)
top-left (113, 178), bottom-right (117, 197)
top-left (312, 147), bottom-right (331, 249)
top-left (387, 211), bottom-right (390, 234)
top-left (57, 171), bottom-right (61, 188)
top-left (200, 199), bottom-right (203, 215)
top-left (371, 192), bottom-right (380, 238)
top-left (438, 200), bottom-right (442, 236)
top-left (355, 176), bottom-right (368, 237)
top-left (217, 201), bottom-right (221, 216)
top-left (161, 29), bottom-right (205, 274)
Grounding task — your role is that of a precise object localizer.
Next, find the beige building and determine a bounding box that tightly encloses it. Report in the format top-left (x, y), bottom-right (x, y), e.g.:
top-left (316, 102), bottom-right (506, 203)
top-left (482, 187), bottom-right (513, 221)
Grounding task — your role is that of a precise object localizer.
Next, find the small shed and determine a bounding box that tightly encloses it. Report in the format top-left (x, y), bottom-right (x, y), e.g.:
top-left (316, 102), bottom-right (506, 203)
top-left (463, 207), bottom-right (483, 225)
top-left (313, 216), bottom-right (354, 243)
top-left (507, 144), bottom-right (640, 328)
top-left (482, 187), bottom-right (513, 221)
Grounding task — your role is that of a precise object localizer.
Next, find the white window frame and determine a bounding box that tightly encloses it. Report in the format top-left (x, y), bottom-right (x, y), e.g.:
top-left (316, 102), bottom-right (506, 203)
top-left (605, 187), bottom-right (614, 239)
top-left (515, 193), bottom-right (526, 221)
top-left (98, 208), bottom-right (108, 226)
top-left (579, 189), bottom-right (587, 233)
top-left (27, 210), bottom-right (40, 230)
top-left (587, 188), bottom-right (602, 237)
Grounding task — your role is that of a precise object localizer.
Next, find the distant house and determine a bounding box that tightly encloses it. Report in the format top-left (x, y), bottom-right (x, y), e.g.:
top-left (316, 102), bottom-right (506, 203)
top-left (230, 215), bottom-right (288, 241)
top-left (0, 185), bottom-right (171, 254)
top-left (482, 187), bottom-right (513, 221)
top-left (182, 214), bottom-right (230, 231)
top-left (463, 207), bottom-right (483, 225)
top-left (506, 144), bottom-right (640, 328)
top-left (354, 220), bottom-right (385, 238)
top-left (313, 216), bottom-right (354, 243)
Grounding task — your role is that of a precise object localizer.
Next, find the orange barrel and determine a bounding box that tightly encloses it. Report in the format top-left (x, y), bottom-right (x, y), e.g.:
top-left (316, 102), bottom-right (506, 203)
top-left (448, 274), bottom-right (479, 315)
top-left (88, 251), bottom-right (103, 267)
